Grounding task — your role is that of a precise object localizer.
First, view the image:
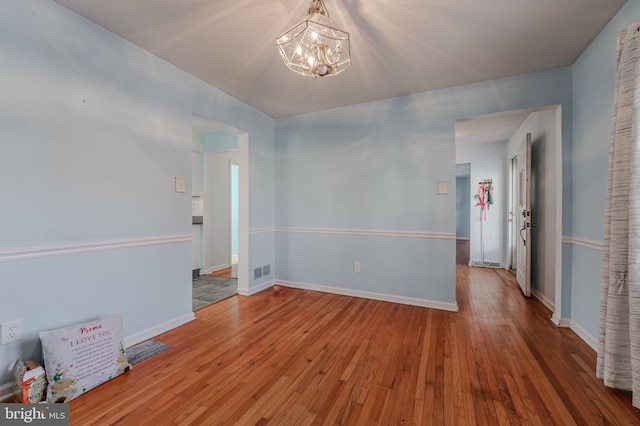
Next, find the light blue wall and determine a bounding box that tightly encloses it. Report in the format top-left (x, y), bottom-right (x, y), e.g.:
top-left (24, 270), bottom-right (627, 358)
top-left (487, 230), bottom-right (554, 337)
top-left (455, 177), bottom-right (470, 239)
top-left (275, 67), bottom-right (573, 305)
top-left (0, 0), bottom-right (274, 384)
top-left (570, 0), bottom-right (640, 338)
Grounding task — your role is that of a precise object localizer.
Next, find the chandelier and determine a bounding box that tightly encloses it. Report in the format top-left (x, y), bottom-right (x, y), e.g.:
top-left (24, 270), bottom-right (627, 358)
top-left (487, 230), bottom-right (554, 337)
top-left (276, 0), bottom-right (351, 78)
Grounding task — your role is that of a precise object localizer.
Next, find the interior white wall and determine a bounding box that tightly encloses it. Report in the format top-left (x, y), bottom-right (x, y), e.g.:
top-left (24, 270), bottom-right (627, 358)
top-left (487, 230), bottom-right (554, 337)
top-left (231, 164), bottom-right (239, 262)
top-left (203, 151), bottom-right (233, 273)
top-left (456, 142), bottom-right (508, 265)
top-left (200, 131), bottom-right (239, 273)
top-left (192, 224), bottom-right (202, 270)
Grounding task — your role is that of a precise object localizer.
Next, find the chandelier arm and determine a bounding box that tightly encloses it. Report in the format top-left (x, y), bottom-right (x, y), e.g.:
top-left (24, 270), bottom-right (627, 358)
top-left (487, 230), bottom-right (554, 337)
top-left (328, 46), bottom-right (342, 66)
top-left (298, 59), bottom-right (313, 72)
top-left (315, 43), bottom-right (339, 68)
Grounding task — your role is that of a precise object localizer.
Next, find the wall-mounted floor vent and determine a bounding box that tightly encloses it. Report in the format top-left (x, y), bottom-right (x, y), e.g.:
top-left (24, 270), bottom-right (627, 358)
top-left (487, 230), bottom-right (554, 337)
top-left (471, 260), bottom-right (502, 268)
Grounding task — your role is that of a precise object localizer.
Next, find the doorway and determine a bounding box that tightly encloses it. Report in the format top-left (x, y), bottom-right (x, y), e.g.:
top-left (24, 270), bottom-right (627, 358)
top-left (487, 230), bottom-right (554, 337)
top-left (455, 106), bottom-right (563, 324)
top-left (191, 115), bottom-right (249, 309)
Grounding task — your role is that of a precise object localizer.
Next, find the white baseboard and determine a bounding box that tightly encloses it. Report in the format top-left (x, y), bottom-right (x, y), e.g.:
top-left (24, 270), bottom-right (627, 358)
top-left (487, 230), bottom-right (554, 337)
top-left (531, 289), bottom-right (555, 312)
top-left (558, 318), bottom-right (572, 328)
top-left (124, 312), bottom-right (195, 348)
top-left (202, 264), bottom-right (231, 275)
top-left (568, 320), bottom-right (598, 351)
top-left (0, 382), bottom-right (13, 402)
top-left (237, 279), bottom-right (276, 296)
top-left (556, 318), bottom-right (597, 351)
top-left (277, 280), bottom-right (459, 312)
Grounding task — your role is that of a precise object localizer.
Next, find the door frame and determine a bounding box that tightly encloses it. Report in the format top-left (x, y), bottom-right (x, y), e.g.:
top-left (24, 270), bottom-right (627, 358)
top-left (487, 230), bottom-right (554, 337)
top-left (192, 115), bottom-right (249, 295)
top-left (456, 105), bottom-right (563, 325)
top-left (508, 155), bottom-right (518, 270)
top-left (230, 160), bottom-right (239, 266)
top-left (505, 106), bottom-right (563, 325)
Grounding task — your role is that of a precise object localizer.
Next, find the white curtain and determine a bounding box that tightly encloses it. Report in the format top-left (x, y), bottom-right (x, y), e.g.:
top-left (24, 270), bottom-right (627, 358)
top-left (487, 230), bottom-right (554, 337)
top-left (598, 21), bottom-right (640, 408)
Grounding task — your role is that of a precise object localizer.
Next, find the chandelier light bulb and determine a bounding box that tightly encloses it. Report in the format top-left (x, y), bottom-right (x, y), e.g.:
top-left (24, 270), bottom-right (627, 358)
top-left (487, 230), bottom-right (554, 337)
top-left (316, 63), bottom-right (329, 76)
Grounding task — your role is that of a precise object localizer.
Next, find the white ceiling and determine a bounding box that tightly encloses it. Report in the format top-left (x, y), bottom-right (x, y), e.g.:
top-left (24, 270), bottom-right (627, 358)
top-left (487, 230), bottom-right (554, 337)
top-left (55, 0), bottom-right (626, 119)
top-left (456, 109), bottom-right (532, 146)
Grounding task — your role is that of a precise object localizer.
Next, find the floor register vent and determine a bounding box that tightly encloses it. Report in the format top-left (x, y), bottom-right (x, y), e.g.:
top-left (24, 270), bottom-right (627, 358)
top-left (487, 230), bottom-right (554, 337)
top-left (471, 260), bottom-right (502, 268)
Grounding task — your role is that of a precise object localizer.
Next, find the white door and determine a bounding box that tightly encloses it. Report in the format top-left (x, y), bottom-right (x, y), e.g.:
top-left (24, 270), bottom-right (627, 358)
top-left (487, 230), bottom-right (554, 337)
top-left (516, 133), bottom-right (532, 297)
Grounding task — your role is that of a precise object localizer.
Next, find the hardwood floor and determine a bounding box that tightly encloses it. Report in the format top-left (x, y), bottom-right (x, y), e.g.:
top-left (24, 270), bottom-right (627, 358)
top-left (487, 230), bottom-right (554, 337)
top-left (70, 265), bottom-right (640, 425)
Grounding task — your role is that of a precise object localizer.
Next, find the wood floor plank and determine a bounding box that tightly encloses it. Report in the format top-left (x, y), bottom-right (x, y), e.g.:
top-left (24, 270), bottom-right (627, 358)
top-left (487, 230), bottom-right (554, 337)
top-left (68, 266), bottom-right (640, 425)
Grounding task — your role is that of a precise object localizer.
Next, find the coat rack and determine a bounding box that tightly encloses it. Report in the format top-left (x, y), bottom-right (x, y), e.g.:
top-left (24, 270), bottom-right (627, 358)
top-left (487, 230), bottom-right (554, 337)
top-left (476, 178), bottom-right (494, 265)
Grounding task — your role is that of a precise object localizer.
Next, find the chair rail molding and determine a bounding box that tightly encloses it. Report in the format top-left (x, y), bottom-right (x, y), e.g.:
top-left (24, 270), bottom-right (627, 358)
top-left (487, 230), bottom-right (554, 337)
top-left (562, 236), bottom-right (603, 251)
top-left (0, 234), bottom-right (192, 262)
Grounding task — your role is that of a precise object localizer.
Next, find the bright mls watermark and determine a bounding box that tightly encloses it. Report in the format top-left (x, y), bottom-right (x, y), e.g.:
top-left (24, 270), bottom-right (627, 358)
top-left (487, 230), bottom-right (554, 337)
top-left (1, 404), bottom-right (69, 425)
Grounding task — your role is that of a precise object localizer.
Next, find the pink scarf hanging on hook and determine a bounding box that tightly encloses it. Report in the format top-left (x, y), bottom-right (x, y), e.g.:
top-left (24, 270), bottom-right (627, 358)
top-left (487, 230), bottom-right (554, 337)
top-left (476, 184), bottom-right (487, 221)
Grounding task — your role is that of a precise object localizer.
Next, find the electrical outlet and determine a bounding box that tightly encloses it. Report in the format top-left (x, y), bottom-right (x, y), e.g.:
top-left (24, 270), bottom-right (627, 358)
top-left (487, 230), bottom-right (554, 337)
top-left (262, 264), bottom-right (271, 276)
top-left (353, 261), bottom-right (361, 273)
top-left (1, 319), bottom-right (23, 345)
top-left (254, 267), bottom-right (263, 280)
